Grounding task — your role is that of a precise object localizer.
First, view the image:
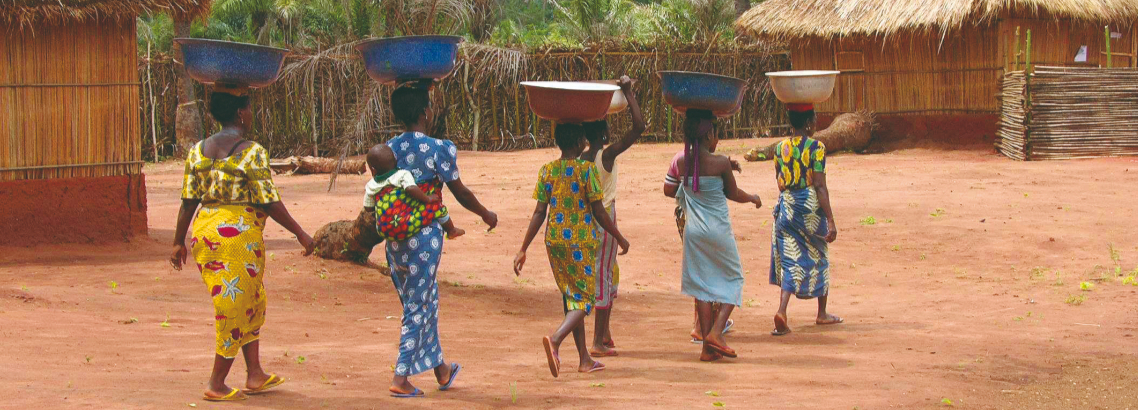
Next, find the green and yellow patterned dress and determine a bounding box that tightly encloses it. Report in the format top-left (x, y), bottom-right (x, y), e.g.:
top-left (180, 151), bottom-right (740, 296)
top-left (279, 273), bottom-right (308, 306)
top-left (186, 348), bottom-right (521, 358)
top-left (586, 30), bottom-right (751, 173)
top-left (533, 159), bottom-right (604, 314)
top-left (181, 141), bottom-right (281, 358)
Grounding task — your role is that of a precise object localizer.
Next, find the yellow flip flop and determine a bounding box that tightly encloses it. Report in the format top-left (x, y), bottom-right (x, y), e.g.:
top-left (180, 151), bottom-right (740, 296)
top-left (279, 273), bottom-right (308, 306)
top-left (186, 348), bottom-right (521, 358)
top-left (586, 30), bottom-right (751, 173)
top-left (246, 374), bottom-right (286, 395)
top-left (203, 388), bottom-right (246, 402)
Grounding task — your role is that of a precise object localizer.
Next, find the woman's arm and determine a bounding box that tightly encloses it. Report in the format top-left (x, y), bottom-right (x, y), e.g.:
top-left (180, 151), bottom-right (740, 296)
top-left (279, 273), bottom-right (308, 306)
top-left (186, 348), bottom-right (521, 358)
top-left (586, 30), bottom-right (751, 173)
top-left (600, 77), bottom-right (647, 172)
top-left (813, 172), bottom-right (837, 243)
top-left (170, 199), bottom-right (201, 270)
top-left (590, 201), bottom-right (630, 254)
top-left (261, 202), bottom-right (315, 255)
top-left (721, 160), bottom-right (762, 208)
top-left (663, 183), bottom-right (679, 198)
top-left (446, 178), bottom-right (498, 231)
top-left (513, 201), bottom-right (549, 276)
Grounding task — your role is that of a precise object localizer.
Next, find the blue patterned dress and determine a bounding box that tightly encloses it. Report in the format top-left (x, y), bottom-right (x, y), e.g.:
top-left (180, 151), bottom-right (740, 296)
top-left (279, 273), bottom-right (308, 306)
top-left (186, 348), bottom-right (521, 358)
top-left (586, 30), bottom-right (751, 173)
top-left (385, 131), bottom-right (460, 377)
top-left (769, 137), bottom-right (831, 299)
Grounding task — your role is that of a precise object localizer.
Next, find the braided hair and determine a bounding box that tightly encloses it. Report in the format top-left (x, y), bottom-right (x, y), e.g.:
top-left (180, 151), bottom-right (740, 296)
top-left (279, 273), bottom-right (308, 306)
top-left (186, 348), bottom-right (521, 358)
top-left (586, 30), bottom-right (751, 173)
top-left (681, 109), bottom-right (715, 192)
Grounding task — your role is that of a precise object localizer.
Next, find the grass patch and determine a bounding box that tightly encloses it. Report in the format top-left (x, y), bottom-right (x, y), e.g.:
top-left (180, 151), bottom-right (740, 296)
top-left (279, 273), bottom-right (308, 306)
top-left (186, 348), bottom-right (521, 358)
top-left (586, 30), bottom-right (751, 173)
top-left (930, 208), bottom-right (947, 217)
top-left (1065, 294), bottom-right (1087, 305)
top-left (859, 216), bottom-right (877, 225)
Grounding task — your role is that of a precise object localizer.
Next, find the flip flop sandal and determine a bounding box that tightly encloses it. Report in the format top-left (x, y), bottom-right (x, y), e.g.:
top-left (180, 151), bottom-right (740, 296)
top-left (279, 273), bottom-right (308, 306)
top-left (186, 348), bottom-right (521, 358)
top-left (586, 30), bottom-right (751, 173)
top-left (603, 340), bottom-right (616, 348)
top-left (245, 374), bottom-right (285, 395)
top-left (700, 349), bottom-right (723, 362)
top-left (543, 336), bottom-right (560, 378)
top-left (816, 316), bottom-right (844, 325)
top-left (203, 388), bottom-right (246, 402)
top-left (771, 328), bottom-right (792, 336)
top-left (703, 341), bottom-right (738, 358)
top-left (389, 387), bottom-right (425, 398)
top-left (583, 361), bottom-right (606, 373)
top-left (438, 363), bottom-right (461, 391)
top-left (772, 314), bottom-right (791, 336)
top-left (723, 319), bottom-right (735, 334)
top-left (589, 349), bottom-right (619, 358)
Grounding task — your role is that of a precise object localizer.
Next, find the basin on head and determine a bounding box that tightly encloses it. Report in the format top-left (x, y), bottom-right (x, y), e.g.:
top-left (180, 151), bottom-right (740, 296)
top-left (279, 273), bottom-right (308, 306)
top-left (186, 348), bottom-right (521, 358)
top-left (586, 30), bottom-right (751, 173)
top-left (356, 35), bottom-right (464, 84)
top-left (585, 80), bottom-right (636, 115)
top-left (174, 38), bottom-right (289, 89)
top-left (521, 81), bottom-right (620, 124)
top-left (658, 71), bottom-right (748, 118)
top-left (765, 70), bottom-right (840, 104)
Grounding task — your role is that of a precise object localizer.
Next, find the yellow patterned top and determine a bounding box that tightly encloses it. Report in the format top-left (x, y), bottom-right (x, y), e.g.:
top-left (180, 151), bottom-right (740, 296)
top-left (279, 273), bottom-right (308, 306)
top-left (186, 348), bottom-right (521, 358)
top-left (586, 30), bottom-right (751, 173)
top-left (775, 136), bottom-right (826, 191)
top-left (533, 159), bottom-right (603, 248)
top-left (181, 142), bottom-right (281, 206)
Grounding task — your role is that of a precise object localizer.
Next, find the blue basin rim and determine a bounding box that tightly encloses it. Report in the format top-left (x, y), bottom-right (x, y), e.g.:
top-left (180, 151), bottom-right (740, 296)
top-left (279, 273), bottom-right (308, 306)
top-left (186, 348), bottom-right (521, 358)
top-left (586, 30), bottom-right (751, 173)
top-left (354, 35), bottom-right (465, 50)
top-left (174, 38), bottom-right (289, 88)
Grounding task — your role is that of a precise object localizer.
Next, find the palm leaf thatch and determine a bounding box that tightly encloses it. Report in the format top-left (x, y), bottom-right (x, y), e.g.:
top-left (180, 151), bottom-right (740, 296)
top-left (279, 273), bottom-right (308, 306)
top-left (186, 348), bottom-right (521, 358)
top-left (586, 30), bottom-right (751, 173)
top-left (736, 0), bottom-right (1138, 40)
top-left (2, 0), bottom-right (211, 28)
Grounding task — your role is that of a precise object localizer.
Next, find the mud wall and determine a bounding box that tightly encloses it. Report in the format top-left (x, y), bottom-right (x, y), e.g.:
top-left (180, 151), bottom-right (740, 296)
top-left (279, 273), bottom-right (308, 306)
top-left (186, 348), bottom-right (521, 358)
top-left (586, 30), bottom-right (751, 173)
top-left (0, 175), bottom-right (147, 245)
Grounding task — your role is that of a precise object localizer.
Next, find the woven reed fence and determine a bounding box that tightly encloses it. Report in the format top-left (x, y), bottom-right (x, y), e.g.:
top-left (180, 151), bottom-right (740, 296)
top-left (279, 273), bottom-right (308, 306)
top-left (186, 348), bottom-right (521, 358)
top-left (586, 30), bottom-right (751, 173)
top-left (139, 42), bottom-right (790, 159)
top-left (2, 20), bottom-right (142, 181)
top-left (997, 66), bottom-right (1138, 161)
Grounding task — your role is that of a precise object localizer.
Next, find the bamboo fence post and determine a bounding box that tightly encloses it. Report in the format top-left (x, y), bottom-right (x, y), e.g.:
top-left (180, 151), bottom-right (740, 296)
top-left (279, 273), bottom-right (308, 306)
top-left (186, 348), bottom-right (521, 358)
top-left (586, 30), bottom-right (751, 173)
top-left (513, 85), bottom-right (521, 138)
top-left (1025, 30), bottom-right (1033, 74)
top-left (489, 81), bottom-right (500, 143)
top-left (147, 41), bottom-right (158, 161)
top-left (1105, 26), bottom-right (1113, 68)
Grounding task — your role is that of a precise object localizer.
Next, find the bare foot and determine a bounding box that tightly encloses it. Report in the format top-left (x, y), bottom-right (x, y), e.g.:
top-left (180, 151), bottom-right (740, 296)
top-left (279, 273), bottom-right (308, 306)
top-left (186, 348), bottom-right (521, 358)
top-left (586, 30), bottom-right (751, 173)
top-left (772, 312), bottom-right (791, 336)
top-left (446, 227), bottom-right (465, 239)
top-left (390, 380), bottom-right (419, 395)
top-left (816, 313), bottom-right (843, 325)
top-left (433, 362), bottom-right (454, 385)
top-left (699, 346), bottom-right (723, 362)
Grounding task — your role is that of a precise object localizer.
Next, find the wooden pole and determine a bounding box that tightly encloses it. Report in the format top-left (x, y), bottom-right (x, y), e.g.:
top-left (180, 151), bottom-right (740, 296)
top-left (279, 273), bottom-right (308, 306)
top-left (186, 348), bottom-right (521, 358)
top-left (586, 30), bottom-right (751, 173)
top-left (1014, 26), bottom-right (1021, 71)
top-left (147, 41), bottom-right (159, 161)
top-left (1105, 26), bottom-right (1113, 68)
top-left (311, 74), bottom-right (319, 157)
top-left (1025, 30), bottom-right (1033, 74)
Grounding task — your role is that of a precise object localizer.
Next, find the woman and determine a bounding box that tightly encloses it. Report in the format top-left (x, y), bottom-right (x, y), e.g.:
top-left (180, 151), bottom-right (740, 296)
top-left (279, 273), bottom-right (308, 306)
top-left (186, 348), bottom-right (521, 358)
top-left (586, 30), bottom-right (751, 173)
top-left (170, 91), bottom-right (314, 402)
top-left (382, 82), bottom-right (498, 397)
top-left (578, 76), bottom-right (645, 357)
top-left (664, 109), bottom-right (762, 361)
top-left (769, 103), bottom-right (841, 336)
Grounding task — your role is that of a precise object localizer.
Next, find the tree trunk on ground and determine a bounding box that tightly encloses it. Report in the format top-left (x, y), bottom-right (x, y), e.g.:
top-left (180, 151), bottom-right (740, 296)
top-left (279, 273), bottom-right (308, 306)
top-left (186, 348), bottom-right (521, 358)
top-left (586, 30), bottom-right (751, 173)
top-left (313, 209), bottom-right (388, 272)
top-left (746, 112), bottom-right (876, 161)
top-left (735, 0), bottom-right (751, 17)
top-left (173, 16), bottom-right (203, 155)
top-left (269, 156), bottom-right (367, 175)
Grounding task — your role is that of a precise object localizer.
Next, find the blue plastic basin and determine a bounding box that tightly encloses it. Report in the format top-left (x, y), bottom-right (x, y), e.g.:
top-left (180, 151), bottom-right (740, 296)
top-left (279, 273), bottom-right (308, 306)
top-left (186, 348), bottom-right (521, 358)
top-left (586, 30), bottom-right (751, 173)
top-left (174, 38), bottom-right (289, 88)
top-left (356, 35), bottom-right (464, 84)
top-left (658, 71), bottom-right (748, 117)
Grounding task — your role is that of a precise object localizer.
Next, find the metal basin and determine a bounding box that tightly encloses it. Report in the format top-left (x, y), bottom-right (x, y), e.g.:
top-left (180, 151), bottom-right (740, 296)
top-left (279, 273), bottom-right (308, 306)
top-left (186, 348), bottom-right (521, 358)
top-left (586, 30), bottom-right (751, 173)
top-left (521, 81), bottom-right (620, 123)
top-left (765, 70), bottom-right (840, 103)
top-left (658, 71), bottom-right (748, 117)
top-left (585, 80), bottom-right (635, 114)
top-left (174, 38), bottom-right (288, 88)
top-left (356, 35), bottom-right (464, 84)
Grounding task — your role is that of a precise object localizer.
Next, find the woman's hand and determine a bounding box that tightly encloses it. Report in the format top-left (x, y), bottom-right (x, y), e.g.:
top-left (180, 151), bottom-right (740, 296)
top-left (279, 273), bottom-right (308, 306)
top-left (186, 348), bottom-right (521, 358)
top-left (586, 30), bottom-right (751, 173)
top-left (298, 233), bottom-right (315, 256)
top-left (750, 194), bottom-right (763, 209)
top-left (618, 75), bottom-right (633, 91)
top-left (513, 250), bottom-right (526, 276)
top-left (170, 244), bottom-right (188, 270)
top-left (616, 236), bottom-right (630, 255)
top-left (730, 158), bottom-right (742, 173)
top-left (825, 226), bottom-right (838, 243)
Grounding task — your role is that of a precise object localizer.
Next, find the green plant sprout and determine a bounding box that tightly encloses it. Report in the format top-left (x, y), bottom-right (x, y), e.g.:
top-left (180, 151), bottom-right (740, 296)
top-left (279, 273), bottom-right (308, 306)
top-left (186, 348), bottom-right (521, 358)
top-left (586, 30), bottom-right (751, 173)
top-left (860, 216), bottom-right (877, 225)
top-left (160, 313), bottom-right (171, 328)
top-left (1066, 294), bottom-right (1086, 305)
top-left (930, 208), bottom-right (947, 217)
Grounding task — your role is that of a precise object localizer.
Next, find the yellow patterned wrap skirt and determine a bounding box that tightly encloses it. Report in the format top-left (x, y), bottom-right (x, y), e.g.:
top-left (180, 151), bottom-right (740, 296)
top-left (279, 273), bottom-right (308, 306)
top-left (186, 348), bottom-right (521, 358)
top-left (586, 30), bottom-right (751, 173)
top-left (546, 244), bottom-right (597, 314)
top-left (191, 205), bottom-right (269, 358)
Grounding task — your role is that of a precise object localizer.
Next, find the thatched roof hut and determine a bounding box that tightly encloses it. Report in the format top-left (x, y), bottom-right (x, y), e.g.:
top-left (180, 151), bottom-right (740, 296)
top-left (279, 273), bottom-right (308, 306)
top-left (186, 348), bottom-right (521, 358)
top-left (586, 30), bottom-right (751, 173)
top-left (0, 0), bottom-right (209, 244)
top-left (736, 0), bottom-right (1138, 144)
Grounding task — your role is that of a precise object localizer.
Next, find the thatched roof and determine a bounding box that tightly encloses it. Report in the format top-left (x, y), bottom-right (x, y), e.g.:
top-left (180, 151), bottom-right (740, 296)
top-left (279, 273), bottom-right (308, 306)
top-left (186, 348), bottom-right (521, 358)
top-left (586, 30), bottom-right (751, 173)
top-left (736, 0), bottom-right (1138, 40)
top-left (2, 0), bottom-right (210, 28)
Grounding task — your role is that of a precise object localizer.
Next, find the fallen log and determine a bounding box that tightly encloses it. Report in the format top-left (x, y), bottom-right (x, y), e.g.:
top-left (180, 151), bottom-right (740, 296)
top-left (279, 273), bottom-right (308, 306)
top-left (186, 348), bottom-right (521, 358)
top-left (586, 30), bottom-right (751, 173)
top-left (312, 209), bottom-right (388, 274)
top-left (270, 156), bottom-right (367, 175)
top-left (746, 111), bottom-right (876, 161)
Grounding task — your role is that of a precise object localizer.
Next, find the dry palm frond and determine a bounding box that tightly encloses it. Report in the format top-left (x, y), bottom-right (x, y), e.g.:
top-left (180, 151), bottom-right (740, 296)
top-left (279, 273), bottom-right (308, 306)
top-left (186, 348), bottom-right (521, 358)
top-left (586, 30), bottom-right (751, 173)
top-left (736, 0), bottom-right (1138, 40)
top-left (381, 0), bottom-right (474, 36)
top-left (2, 0), bottom-right (211, 27)
top-left (461, 42), bottom-right (527, 85)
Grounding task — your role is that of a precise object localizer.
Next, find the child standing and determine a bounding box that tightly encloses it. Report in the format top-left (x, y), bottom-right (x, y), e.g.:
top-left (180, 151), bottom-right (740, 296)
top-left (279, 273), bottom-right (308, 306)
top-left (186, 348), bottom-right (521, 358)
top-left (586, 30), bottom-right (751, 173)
top-left (579, 76), bottom-right (645, 357)
top-left (514, 123), bottom-right (630, 377)
top-left (362, 144), bottom-right (464, 240)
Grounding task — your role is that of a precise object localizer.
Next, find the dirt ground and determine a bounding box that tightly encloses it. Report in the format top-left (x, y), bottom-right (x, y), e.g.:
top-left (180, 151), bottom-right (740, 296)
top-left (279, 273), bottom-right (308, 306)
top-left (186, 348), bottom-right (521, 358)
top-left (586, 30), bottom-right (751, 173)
top-left (3, 139), bottom-right (1138, 409)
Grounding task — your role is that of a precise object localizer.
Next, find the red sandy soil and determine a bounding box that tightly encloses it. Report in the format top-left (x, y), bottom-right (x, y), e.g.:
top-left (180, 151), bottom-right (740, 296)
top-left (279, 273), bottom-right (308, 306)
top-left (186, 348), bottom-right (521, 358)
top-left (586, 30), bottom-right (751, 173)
top-left (2, 139), bottom-right (1137, 409)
